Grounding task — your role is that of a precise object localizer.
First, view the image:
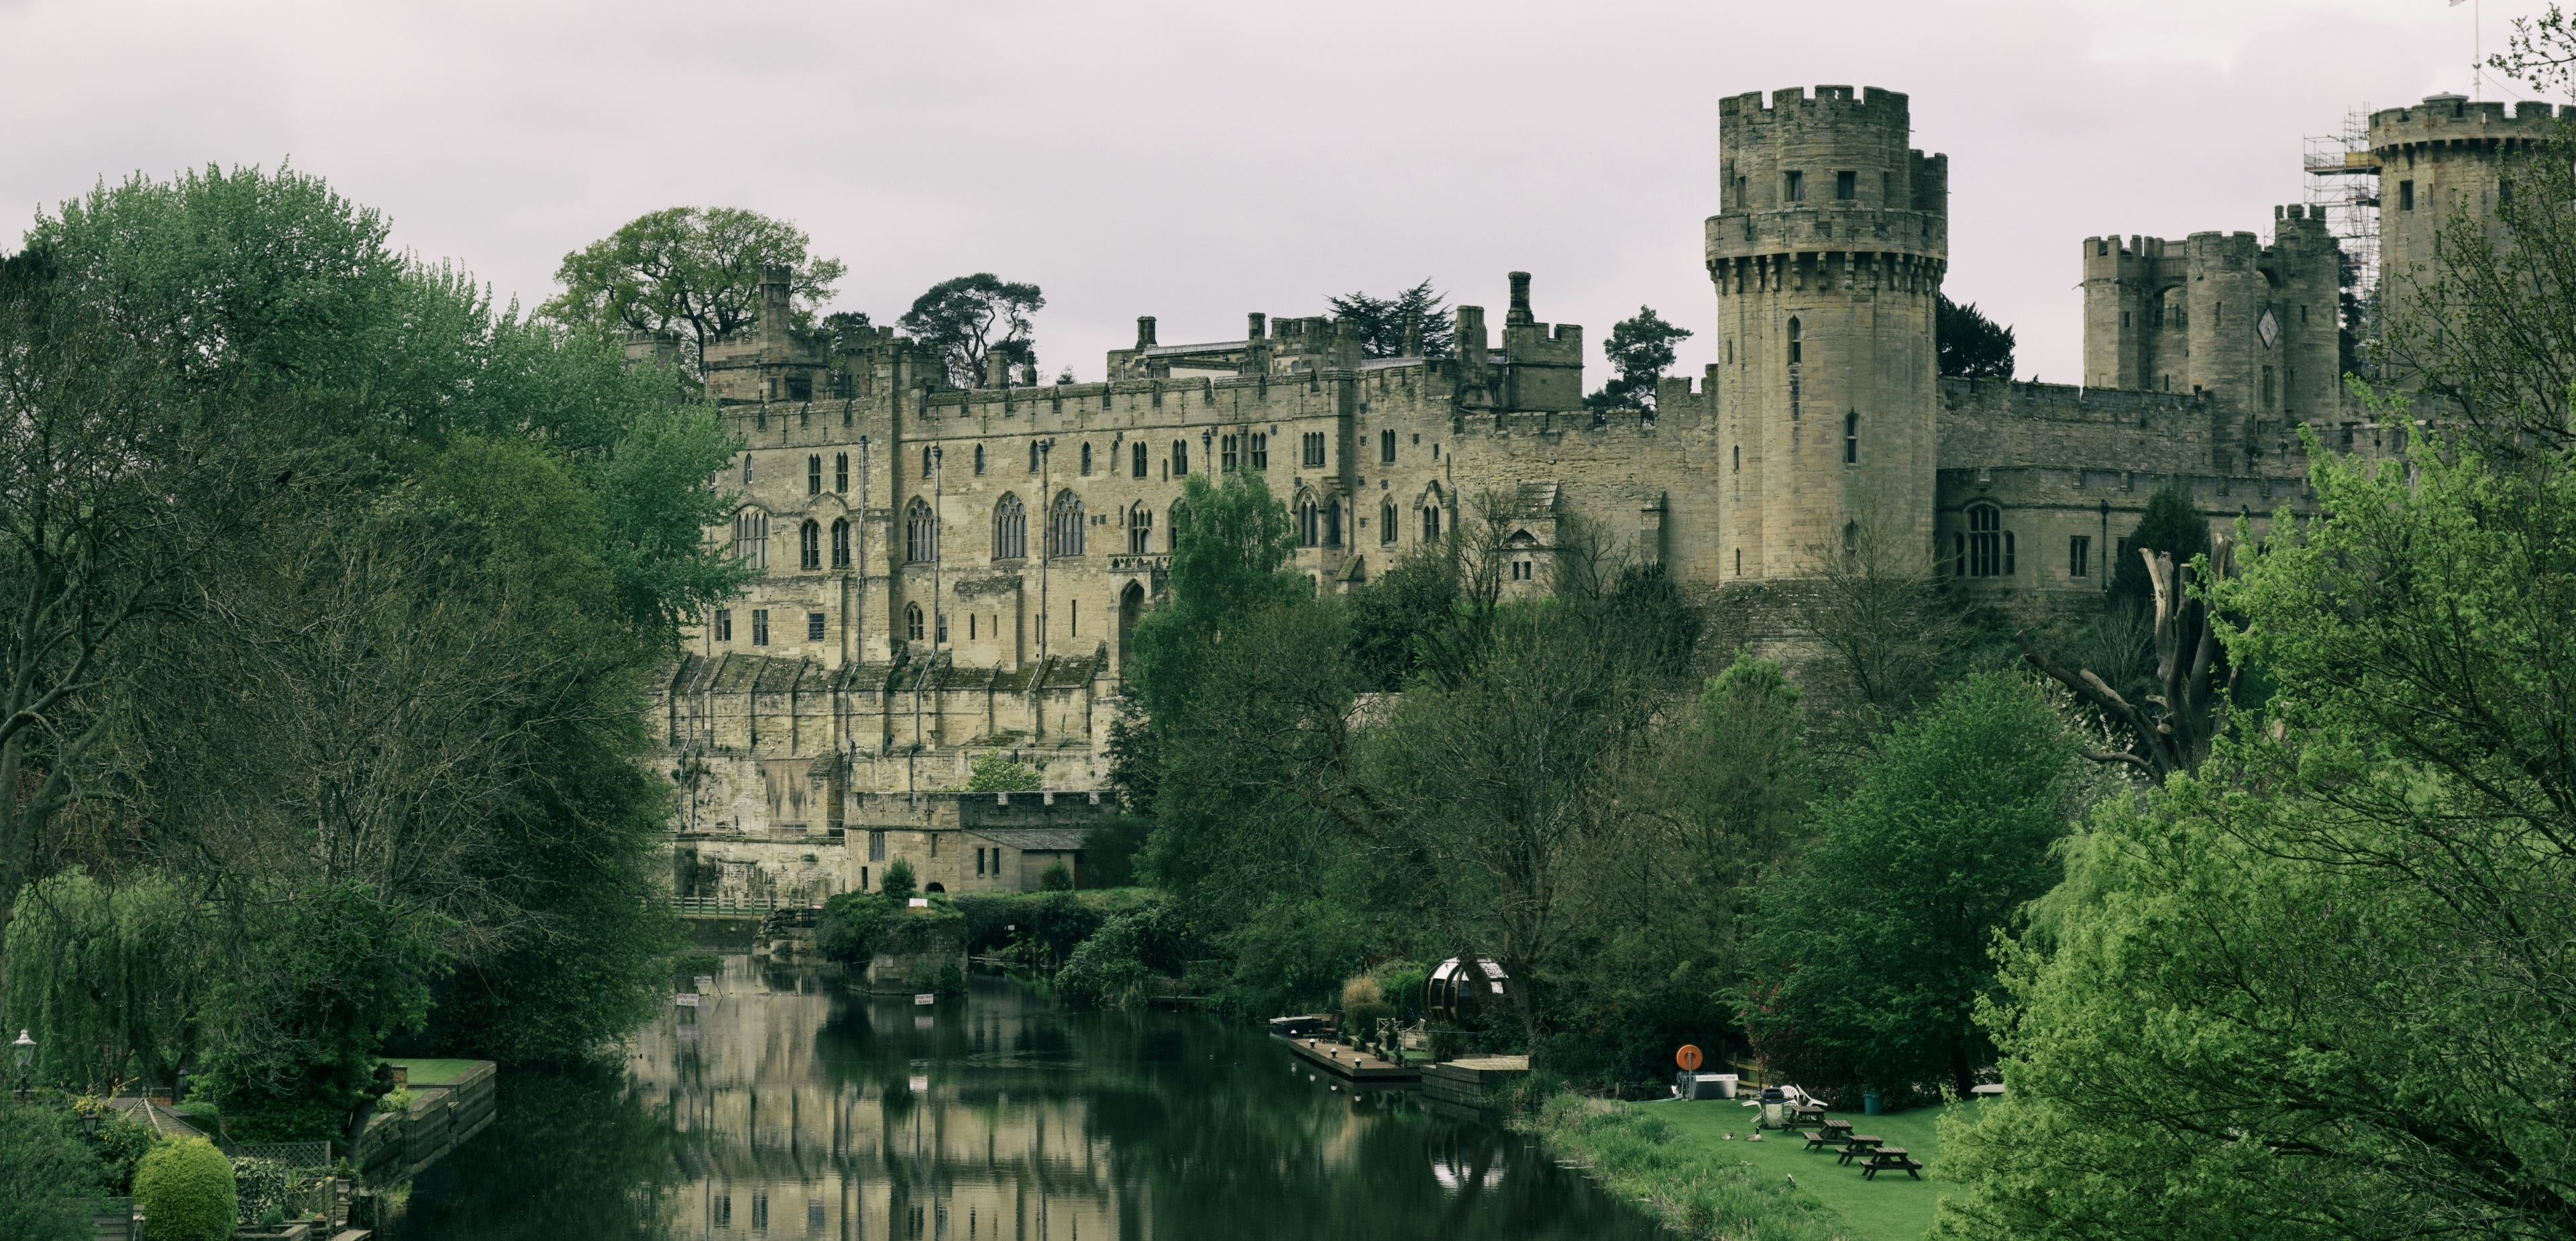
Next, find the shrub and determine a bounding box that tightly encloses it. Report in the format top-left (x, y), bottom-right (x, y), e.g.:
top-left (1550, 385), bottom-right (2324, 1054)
top-left (133, 1136), bottom-right (235, 1240)
top-left (814, 892), bottom-right (893, 965)
top-left (1340, 975), bottom-right (1392, 1038)
top-left (1054, 902), bottom-right (1191, 1006)
top-left (0, 1101), bottom-right (107, 1241)
top-left (229, 1157), bottom-right (290, 1228)
top-left (91, 1108), bottom-right (164, 1194)
top-left (1038, 862), bottom-right (1073, 892)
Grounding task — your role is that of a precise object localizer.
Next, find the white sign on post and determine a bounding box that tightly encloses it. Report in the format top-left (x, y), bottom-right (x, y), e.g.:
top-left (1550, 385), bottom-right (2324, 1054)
top-left (676, 993), bottom-right (700, 1008)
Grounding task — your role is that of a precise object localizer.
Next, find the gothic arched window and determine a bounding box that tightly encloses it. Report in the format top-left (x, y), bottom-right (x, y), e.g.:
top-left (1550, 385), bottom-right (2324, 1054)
top-left (905, 497), bottom-right (937, 563)
top-left (1967, 504), bottom-right (2012, 578)
top-left (830, 518), bottom-right (851, 568)
top-left (973, 444), bottom-right (985, 475)
top-left (905, 602), bottom-right (924, 641)
top-left (994, 494), bottom-right (1027, 559)
top-left (1128, 504), bottom-right (1153, 554)
top-left (1081, 443), bottom-right (1093, 476)
top-left (1324, 500), bottom-right (1342, 547)
top-left (1381, 500), bottom-right (1398, 545)
top-left (1050, 492), bottom-right (1085, 557)
top-left (1297, 496), bottom-right (1320, 548)
top-left (733, 508), bottom-right (769, 570)
top-left (1788, 318), bottom-right (1803, 366)
top-left (799, 519), bottom-right (821, 570)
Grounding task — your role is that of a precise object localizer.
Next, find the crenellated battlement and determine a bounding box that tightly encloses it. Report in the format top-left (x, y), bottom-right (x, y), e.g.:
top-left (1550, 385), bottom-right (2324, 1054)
top-left (2371, 95), bottom-right (2569, 152)
top-left (1717, 85), bottom-right (1911, 133)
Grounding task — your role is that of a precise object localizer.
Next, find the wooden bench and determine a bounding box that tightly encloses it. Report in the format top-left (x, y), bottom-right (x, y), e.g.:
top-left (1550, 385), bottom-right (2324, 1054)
top-left (1836, 1134), bottom-right (1884, 1165)
top-left (1801, 1129), bottom-right (1833, 1152)
top-left (1862, 1147), bottom-right (1923, 1180)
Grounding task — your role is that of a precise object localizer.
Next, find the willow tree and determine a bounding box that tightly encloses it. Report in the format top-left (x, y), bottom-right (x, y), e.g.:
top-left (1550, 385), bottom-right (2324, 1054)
top-left (3, 869), bottom-right (203, 1089)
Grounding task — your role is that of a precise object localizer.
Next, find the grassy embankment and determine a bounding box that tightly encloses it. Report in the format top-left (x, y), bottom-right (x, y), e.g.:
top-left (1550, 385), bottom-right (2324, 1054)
top-left (1520, 1095), bottom-right (1980, 1241)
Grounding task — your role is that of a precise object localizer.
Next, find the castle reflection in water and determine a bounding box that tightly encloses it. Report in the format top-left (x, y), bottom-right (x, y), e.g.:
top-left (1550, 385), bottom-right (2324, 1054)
top-left (635, 959), bottom-right (1125, 1240)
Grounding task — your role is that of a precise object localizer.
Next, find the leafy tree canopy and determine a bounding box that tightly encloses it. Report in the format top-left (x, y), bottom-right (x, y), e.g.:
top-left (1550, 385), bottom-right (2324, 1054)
top-left (1585, 305), bottom-right (1693, 413)
top-left (1739, 672), bottom-right (2078, 1096)
top-left (1941, 425), bottom-right (2576, 1240)
top-left (1937, 293), bottom-right (2016, 380)
top-left (1327, 280), bottom-right (1454, 358)
top-left (900, 273), bottom-right (1044, 390)
top-left (542, 206), bottom-right (844, 386)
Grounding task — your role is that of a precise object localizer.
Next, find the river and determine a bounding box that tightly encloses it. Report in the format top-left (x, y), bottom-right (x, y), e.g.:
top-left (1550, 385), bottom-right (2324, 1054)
top-left (384, 954), bottom-right (1662, 1240)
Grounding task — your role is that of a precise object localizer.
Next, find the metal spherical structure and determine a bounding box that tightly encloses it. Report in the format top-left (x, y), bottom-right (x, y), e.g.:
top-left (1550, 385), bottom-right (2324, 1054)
top-left (1425, 956), bottom-right (1511, 1024)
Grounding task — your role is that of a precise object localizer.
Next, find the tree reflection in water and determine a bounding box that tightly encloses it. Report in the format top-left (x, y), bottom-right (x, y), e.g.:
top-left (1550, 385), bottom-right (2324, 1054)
top-left (392, 957), bottom-right (1658, 1240)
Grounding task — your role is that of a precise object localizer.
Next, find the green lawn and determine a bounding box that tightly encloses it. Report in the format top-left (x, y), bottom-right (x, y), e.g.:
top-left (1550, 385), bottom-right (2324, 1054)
top-left (380, 1057), bottom-right (486, 1086)
top-left (1642, 1098), bottom-right (1980, 1241)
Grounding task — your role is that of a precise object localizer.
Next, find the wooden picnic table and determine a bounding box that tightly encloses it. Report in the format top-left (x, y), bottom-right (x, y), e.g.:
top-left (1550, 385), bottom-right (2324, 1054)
top-left (1819, 1118), bottom-right (1854, 1139)
top-left (1862, 1146), bottom-right (1922, 1180)
top-left (1836, 1134), bottom-right (1885, 1165)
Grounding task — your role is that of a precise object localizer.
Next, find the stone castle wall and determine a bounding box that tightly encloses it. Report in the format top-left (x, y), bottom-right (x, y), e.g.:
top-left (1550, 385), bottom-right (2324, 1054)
top-left (654, 80), bottom-right (2482, 898)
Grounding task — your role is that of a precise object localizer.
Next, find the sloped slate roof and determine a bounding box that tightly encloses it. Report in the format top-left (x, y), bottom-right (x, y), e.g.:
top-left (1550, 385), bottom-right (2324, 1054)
top-left (972, 827), bottom-right (1094, 851)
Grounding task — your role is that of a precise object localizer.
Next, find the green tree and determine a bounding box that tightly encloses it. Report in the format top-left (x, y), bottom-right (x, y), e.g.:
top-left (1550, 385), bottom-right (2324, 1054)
top-left (7, 164), bottom-right (727, 1093)
top-left (900, 274), bottom-right (1044, 390)
top-left (878, 857), bottom-right (918, 904)
top-left (2106, 484), bottom-right (2210, 610)
top-left (3, 869), bottom-right (203, 1091)
top-left (1739, 673), bottom-right (2079, 1097)
top-left (1125, 471), bottom-right (1305, 730)
top-left (1342, 542), bottom-right (1460, 692)
top-left (1937, 293), bottom-right (2016, 380)
top-left (1941, 430), bottom-right (2576, 1241)
top-left (1326, 280), bottom-right (1453, 358)
top-left (542, 206), bottom-right (845, 386)
top-left (1585, 306), bottom-right (1693, 413)
top-left (0, 1102), bottom-right (106, 1241)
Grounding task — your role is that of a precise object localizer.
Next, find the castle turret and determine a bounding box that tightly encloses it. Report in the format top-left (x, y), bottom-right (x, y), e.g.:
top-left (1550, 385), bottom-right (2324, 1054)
top-left (2371, 95), bottom-right (2567, 367)
top-left (1707, 85), bottom-right (1945, 580)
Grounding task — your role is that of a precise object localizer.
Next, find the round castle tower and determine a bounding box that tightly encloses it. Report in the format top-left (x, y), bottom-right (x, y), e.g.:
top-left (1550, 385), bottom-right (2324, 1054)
top-left (2370, 93), bottom-right (2567, 353)
top-left (1707, 85), bottom-right (1946, 580)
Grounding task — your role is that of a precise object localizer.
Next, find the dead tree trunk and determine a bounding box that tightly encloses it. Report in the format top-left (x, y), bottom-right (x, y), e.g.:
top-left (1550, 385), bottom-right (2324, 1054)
top-left (2017, 535), bottom-right (2236, 784)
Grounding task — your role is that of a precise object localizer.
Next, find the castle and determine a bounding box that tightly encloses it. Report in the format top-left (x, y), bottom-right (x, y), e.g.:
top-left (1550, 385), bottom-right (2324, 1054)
top-left (657, 85), bottom-right (2542, 906)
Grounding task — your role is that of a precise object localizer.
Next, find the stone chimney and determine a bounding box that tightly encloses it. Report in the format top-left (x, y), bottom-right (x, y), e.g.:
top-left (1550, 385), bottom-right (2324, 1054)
top-left (1136, 316), bottom-right (1158, 349)
top-left (1506, 271), bottom-right (1534, 326)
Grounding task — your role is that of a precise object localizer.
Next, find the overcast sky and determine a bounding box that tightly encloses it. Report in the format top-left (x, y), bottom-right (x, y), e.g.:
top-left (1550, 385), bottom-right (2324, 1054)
top-left (0, 0), bottom-right (2551, 386)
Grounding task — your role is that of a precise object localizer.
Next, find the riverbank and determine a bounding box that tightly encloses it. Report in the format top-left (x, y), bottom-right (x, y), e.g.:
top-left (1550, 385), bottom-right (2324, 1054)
top-left (1517, 1095), bottom-right (1980, 1241)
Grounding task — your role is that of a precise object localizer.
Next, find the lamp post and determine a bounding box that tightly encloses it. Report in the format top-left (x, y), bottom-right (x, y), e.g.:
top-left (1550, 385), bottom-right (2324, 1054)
top-left (12, 1028), bottom-right (33, 1099)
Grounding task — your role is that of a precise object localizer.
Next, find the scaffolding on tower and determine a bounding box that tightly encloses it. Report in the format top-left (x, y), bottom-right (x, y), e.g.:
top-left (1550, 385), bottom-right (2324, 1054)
top-left (2304, 105), bottom-right (2381, 302)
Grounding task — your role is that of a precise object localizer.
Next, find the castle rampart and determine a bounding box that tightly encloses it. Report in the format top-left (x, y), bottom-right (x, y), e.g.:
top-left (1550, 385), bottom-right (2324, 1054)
top-left (655, 76), bottom-right (2463, 904)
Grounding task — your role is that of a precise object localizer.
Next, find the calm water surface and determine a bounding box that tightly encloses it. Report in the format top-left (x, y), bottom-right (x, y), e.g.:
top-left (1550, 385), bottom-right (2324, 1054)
top-left (389, 955), bottom-right (1662, 1240)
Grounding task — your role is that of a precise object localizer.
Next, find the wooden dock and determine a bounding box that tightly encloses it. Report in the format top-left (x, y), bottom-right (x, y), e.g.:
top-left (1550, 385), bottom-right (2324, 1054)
top-left (1417, 1055), bottom-right (1530, 1124)
top-left (1275, 1034), bottom-right (1421, 1082)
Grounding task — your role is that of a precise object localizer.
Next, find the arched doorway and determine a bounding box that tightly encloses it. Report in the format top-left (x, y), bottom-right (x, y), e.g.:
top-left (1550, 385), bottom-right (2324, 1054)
top-left (1118, 580), bottom-right (1146, 671)
top-left (924, 882), bottom-right (946, 894)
